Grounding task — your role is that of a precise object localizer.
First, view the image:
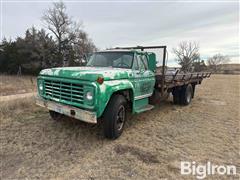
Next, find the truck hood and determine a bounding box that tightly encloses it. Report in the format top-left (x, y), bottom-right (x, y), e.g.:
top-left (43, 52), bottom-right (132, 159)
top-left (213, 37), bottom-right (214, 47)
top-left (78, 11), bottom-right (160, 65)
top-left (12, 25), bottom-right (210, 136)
top-left (39, 66), bottom-right (133, 81)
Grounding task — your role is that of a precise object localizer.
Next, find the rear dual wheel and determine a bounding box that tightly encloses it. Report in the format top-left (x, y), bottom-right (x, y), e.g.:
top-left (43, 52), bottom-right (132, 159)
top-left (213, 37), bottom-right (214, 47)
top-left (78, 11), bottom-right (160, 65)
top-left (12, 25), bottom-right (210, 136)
top-left (172, 84), bottom-right (193, 105)
top-left (181, 84), bottom-right (193, 105)
top-left (172, 89), bottom-right (181, 104)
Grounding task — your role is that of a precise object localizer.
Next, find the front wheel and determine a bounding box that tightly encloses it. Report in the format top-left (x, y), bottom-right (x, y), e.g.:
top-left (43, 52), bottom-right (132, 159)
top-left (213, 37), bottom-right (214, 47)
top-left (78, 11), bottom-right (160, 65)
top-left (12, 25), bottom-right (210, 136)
top-left (103, 94), bottom-right (127, 139)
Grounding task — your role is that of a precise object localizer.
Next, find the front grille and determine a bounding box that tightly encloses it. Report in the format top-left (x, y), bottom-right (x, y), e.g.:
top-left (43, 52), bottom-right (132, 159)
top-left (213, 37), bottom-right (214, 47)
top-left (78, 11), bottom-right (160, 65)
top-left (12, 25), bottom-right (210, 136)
top-left (43, 79), bottom-right (85, 105)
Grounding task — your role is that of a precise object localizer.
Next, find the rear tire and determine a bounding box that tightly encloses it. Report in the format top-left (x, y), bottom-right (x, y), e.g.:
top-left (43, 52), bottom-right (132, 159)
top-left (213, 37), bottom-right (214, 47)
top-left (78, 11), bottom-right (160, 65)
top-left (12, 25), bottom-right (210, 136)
top-left (180, 84), bottom-right (193, 105)
top-left (103, 94), bottom-right (127, 139)
top-left (172, 89), bottom-right (180, 104)
top-left (49, 110), bottom-right (64, 121)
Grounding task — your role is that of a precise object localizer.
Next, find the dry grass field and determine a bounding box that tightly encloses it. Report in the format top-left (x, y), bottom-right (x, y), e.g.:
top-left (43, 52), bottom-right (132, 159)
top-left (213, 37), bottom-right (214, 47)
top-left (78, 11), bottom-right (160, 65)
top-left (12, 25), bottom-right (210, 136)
top-left (0, 75), bottom-right (239, 179)
top-left (0, 75), bottom-right (36, 96)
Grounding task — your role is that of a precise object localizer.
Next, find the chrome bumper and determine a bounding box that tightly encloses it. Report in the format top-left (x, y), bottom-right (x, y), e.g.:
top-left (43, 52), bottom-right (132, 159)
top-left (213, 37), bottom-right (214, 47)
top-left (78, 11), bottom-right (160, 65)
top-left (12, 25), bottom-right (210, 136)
top-left (36, 96), bottom-right (97, 124)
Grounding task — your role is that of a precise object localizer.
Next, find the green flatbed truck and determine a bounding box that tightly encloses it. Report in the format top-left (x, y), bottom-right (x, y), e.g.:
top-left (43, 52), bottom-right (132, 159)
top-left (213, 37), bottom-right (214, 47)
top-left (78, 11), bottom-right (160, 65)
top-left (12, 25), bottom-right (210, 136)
top-left (36, 46), bottom-right (211, 139)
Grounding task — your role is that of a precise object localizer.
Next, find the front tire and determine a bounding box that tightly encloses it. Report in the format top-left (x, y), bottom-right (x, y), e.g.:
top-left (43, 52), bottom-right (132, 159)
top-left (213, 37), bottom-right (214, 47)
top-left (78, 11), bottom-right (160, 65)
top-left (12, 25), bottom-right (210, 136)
top-left (103, 94), bottom-right (127, 139)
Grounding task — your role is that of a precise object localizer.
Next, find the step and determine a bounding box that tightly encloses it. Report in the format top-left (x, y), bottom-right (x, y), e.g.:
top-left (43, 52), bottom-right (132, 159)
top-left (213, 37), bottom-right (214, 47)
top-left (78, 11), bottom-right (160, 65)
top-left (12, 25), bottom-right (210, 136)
top-left (135, 104), bottom-right (154, 113)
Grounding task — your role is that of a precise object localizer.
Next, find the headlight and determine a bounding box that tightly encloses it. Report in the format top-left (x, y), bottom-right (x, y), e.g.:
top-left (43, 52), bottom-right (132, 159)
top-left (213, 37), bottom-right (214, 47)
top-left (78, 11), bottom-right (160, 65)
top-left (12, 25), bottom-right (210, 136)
top-left (39, 83), bottom-right (43, 91)
top-left (86, 91), bottom-right (93, 100)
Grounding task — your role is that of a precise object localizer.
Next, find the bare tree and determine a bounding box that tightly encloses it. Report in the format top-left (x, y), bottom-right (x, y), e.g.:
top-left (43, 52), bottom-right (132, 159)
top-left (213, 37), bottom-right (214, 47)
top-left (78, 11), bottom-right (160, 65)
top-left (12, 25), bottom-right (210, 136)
top-left (42, 1), bottom-right (72, 65)
top-left (41, 2), bottom-right (96, 67)
top-left (70, 23), bottom-right (97, 65)
top-left (207, 53), bottom-right (230, 72)
top-left (172, 41), bottom-right (200, 72)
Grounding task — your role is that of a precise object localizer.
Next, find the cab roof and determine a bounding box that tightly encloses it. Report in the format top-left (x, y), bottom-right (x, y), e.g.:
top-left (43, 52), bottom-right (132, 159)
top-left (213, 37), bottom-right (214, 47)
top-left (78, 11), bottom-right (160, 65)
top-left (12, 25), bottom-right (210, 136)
top-left (97, 49), bottom-right (150, 54)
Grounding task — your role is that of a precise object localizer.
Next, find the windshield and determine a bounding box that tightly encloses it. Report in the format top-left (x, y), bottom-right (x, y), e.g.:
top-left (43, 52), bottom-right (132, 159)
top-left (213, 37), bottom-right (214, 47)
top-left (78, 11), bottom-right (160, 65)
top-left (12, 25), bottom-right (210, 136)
top-left (86, 52), bottom-right (134, 69)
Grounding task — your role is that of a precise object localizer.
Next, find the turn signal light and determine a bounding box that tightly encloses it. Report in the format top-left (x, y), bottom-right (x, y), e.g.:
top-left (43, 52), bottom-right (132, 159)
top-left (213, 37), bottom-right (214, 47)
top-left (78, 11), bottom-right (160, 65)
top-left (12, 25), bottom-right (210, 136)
top-left (97, 77), bottom-right (104, 84)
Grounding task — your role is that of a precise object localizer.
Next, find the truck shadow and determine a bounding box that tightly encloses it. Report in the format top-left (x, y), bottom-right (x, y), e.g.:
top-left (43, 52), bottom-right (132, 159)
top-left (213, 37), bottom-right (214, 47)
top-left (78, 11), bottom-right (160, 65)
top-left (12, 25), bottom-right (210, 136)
top-left (50, 98), bottom-right (175, 141)
top-left (50, 115), bottom-right (105, 140)
top-left (125, 99), bottom-right (174, 129)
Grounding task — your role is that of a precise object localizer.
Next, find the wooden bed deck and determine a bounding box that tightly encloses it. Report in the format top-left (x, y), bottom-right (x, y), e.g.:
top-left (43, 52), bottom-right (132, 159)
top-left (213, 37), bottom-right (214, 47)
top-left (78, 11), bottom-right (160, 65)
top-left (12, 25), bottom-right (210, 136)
top-left (155, 72), bottom-right (211, 89)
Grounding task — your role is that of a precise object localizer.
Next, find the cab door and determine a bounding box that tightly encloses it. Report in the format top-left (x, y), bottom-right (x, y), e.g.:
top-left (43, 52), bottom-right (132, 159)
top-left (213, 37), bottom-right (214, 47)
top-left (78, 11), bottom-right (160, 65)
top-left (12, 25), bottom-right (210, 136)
top-left (132, 54), bottom-right (155, 100)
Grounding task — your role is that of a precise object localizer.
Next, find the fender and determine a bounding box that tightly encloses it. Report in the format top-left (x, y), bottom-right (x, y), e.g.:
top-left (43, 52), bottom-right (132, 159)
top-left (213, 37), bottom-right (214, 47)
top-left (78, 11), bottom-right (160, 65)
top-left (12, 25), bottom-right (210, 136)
top-left (95, 79), bottom-right (135, 117)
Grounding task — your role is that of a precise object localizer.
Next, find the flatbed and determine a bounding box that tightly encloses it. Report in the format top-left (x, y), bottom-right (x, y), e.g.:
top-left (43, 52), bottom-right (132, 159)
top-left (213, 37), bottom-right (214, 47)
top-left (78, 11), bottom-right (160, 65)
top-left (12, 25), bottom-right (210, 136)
top-left (155, 71), bottom-right (211, 89)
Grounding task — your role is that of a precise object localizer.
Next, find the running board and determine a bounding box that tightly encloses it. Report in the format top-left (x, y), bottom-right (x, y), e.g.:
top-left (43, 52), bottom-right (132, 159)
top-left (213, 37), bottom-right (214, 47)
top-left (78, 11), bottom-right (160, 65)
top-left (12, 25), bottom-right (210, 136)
top-left (135, 104), bottom-right (154, 113)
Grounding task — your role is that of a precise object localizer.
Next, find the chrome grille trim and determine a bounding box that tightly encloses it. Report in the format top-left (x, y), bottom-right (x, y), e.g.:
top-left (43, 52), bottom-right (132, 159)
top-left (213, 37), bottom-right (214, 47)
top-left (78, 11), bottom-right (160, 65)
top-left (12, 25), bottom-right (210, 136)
top-left (43, 79), bottom-right (85, 105)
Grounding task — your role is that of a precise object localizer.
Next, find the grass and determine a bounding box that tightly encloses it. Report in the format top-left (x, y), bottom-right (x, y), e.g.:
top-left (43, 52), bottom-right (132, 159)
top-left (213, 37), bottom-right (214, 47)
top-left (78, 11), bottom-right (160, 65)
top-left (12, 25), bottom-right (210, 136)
top-left (0, 97), bottom-right (39, 123)
top-left (0, 74), bottom-right (239, 179)
top-left (0, 75), bottom-right (36, 96)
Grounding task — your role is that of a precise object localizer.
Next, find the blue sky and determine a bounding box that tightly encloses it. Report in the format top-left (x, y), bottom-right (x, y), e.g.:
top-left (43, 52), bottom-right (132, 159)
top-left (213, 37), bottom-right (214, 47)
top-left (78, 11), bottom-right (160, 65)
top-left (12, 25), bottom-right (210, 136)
top-left (1, 0), bottom-right (239, 66)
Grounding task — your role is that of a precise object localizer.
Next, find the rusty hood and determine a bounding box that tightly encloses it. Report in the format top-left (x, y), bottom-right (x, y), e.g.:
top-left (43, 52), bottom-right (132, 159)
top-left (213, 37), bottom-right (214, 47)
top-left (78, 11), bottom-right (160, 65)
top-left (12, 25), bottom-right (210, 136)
top-left (39, 66), bottom-right (133, 81)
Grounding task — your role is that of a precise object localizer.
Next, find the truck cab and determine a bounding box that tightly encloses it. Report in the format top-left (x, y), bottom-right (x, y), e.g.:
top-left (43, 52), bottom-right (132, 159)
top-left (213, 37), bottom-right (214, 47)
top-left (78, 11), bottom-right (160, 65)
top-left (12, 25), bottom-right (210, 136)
top-left (36, 49), bottom-right (157, 139)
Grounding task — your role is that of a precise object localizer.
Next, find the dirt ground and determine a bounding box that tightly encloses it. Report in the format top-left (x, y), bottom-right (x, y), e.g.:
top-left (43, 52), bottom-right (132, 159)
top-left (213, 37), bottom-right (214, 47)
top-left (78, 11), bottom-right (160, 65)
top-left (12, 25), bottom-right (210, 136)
top-left (0, 75), bottom-right (239, 179)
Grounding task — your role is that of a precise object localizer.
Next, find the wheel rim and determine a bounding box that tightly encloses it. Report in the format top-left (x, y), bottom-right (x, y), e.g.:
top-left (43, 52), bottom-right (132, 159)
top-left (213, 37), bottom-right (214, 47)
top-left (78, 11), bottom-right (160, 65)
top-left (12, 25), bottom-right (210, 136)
top-left (116, 105), bottom-right (125, 131)
top-left (187, 89), bottom-right (192, 103)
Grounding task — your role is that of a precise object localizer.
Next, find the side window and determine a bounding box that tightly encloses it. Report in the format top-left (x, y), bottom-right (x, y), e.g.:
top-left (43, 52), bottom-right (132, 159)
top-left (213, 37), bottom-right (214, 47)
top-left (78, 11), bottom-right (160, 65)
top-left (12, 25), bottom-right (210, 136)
top-left (137, 55), bottom-right (145, 70)
top-left (132, 55), bottom-right (139, 70)
top-left (141, 55), bottom-right (149, 70)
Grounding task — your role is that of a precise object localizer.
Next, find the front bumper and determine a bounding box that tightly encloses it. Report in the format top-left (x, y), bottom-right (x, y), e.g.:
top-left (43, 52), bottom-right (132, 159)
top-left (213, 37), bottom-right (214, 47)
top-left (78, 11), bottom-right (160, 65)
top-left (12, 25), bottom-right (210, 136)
top-left (36, 96), bottom-right (97, 124)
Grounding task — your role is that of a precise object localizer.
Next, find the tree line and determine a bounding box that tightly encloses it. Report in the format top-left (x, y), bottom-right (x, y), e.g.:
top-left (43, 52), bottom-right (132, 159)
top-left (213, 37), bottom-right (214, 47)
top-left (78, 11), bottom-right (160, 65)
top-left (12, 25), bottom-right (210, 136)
top-left (0, 2), bottom-right (97, 75)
